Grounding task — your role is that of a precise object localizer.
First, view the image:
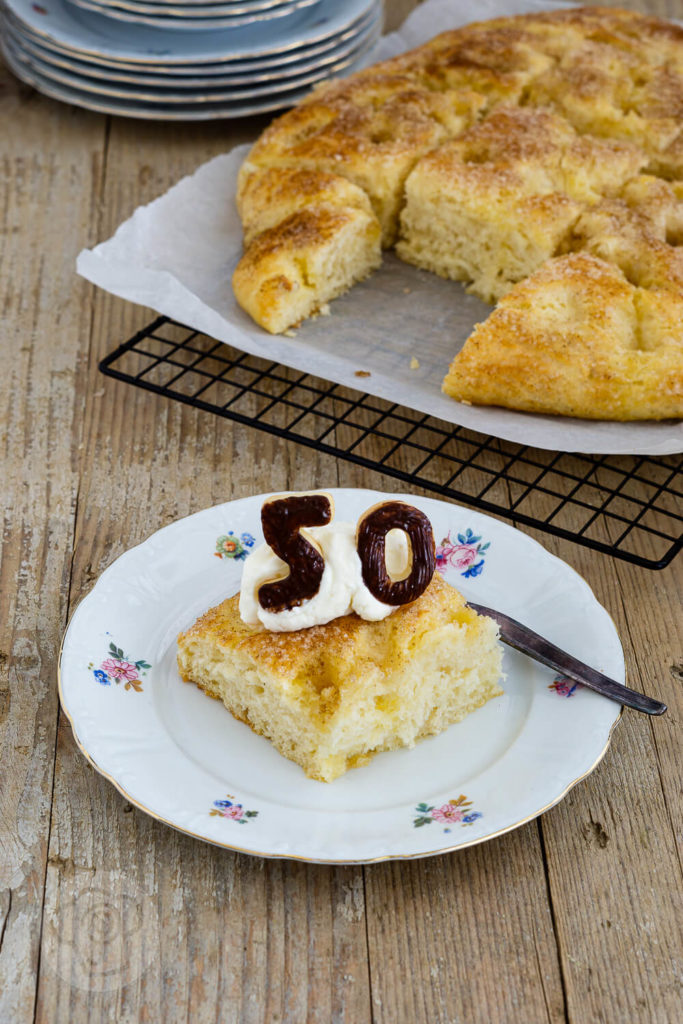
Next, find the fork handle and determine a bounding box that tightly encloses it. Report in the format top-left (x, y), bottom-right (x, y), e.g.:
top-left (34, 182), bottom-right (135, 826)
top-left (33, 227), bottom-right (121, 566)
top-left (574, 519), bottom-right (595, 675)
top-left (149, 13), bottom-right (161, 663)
top-left (467, 602), bottom-right (667, 716)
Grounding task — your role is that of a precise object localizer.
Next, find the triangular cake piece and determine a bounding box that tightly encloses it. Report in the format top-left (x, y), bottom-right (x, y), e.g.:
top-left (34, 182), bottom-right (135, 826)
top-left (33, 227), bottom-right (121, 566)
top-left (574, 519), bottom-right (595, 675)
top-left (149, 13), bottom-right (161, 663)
top-left (443, 254), bottom-right (683, 420)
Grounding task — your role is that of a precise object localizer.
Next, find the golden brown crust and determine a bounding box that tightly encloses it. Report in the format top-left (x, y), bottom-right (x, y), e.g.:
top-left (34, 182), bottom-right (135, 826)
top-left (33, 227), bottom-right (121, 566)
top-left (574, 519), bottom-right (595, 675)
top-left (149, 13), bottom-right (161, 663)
top-left (239, 73), bottom-right (460, 244)
top-left (569, 198), bottom-right (683, 295)
top-left (232, 205), bottom-right (381, 334)
top-left (396, 104), bottom-right (647, 304)
top-left (237, 166), bottom-right (374, 246)
top-left (178, 572), bottom-right (472, 695)
top-left (402, 102), bottom-right (646, 214)
top-left (647, 132), bottom-right (683, 180)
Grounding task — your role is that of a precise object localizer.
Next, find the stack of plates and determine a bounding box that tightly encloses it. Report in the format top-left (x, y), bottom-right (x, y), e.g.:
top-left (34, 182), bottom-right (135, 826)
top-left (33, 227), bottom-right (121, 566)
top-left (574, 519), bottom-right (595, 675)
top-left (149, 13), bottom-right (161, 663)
top-left (68, 0), bottom-right (322, 32)
top-left (1, 0), bottom-right (382, 119)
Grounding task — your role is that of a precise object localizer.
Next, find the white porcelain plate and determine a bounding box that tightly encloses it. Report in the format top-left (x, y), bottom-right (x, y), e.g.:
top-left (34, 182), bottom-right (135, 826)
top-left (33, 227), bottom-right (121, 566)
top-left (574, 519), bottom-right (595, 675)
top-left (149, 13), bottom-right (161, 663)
top-left (59, 490), bottom-right (624, 863)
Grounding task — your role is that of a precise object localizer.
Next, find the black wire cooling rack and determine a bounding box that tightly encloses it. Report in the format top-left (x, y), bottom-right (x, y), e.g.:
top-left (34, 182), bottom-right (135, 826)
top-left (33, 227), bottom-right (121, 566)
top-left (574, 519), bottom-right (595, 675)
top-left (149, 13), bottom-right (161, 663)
top-left (100, 316), bottom-right (683, 570)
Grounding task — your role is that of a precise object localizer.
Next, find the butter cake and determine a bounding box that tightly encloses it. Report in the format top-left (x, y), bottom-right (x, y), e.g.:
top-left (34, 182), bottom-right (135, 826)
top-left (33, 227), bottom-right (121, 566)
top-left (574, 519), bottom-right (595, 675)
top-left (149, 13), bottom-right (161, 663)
top-left (231, 5), bottom-right (683, 421)
top-left (177, 573), bottom-right (503, 783)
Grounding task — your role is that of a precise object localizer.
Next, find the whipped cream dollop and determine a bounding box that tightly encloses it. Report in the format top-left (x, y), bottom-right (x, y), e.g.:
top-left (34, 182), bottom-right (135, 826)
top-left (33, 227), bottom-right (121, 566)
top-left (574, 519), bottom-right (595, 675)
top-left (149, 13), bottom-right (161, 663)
top-left (239, 521), bottom-right (409, 632)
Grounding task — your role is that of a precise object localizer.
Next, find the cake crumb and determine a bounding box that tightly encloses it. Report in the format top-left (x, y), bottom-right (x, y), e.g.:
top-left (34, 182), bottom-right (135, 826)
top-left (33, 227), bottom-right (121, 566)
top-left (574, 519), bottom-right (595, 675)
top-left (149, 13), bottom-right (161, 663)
top-left (403, 287), bottom-right (412, 294)
top-left (283, 329), bottom-right (298, 338)
top-left (459, 398), bottom-right (472, 405)
top-left (410, 356), bottom-right (420, 370)
top-left (355, 370), bottom-right (371, 377)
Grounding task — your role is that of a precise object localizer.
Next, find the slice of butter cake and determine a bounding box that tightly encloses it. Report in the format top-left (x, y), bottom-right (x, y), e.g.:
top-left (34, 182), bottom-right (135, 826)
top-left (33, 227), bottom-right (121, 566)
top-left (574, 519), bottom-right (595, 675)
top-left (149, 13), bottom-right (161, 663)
top-left (177, 573), bottom-right (503, 783)
top-left (443, 253), bottom-right (683, 420)
top-left (231, 204), bottom-right (381, 335)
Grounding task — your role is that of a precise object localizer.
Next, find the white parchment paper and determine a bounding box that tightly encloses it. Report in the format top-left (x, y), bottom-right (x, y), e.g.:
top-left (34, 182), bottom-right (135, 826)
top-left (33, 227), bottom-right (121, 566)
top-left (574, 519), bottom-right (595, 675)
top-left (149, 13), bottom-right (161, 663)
top-left (77, 0), bottom-right (683, 455)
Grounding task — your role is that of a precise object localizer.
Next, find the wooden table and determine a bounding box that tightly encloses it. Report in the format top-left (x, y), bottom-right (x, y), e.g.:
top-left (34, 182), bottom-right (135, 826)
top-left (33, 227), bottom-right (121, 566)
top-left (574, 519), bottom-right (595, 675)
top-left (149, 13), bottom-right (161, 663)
top-left (1, 1), bottom-right (681, 1020)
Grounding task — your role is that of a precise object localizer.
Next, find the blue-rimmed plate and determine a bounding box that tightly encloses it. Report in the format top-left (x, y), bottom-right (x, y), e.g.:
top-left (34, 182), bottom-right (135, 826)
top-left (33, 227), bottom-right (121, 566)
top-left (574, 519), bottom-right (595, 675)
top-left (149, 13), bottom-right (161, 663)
top-left (4, 6), bottom-right (379, 85)
top-left (5, 2), bottom-right (378, 74)
top-left (4, 0), bottom-right (376, 64)
top-left (3, 19), bottom-right (380, 105)
top-left (59, 489), bottom-right (624, 863)
top-left (66, 0), bottom-right (321, 32)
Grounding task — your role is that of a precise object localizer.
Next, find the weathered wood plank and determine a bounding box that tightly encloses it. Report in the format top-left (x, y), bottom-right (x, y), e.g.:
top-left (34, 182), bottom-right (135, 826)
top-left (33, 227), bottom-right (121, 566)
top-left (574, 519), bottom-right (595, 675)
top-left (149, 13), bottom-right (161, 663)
top-left (0, 67), bottom-right (107, 1023)
top-left (364, 825), bottom-right (566, 1023)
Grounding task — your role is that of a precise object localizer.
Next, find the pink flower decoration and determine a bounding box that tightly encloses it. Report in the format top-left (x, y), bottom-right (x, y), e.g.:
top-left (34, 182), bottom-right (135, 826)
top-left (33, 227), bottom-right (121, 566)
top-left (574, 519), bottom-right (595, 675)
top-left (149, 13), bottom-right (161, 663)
top-left (100, 658), bottom-right (138, 681)
top-left (450, 544), bottom-right (477, 569)
top-left (223, 805), bottom-right (244, 821)
top-left (435, 544), bottom-right (452, 568)
top-left (431, 804), bottom-right (464, 824)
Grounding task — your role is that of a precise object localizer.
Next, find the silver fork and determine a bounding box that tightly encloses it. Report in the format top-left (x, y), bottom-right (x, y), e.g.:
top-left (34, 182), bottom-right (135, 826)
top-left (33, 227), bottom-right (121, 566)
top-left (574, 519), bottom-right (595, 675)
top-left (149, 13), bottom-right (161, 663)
top-left (468, 602), bottom-right (667, 716)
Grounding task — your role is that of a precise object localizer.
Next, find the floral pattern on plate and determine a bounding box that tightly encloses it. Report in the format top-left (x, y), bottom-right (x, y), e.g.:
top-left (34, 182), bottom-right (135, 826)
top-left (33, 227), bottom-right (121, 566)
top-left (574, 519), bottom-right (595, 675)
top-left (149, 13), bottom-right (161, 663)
top-left (413, 795), bottom-right (482, 833)
top-left (549, 675), bottom-right (583, 698)
top-left (215, 531), bottom-right (255, 561)
top-left (210, 796), bottom-right (259, 824)
top-left (436, 528), bottom-right (490, 578)
top-left (89, 640), bottom-right (151, 693)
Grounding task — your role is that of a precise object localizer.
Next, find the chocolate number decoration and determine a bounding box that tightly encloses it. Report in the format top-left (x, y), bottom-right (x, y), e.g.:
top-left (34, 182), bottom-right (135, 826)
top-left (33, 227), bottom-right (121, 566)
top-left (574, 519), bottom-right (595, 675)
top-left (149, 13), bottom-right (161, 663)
top-left (357, 501), bottom-right (436, 606)
top-left (258, 493), bottom-right (333, 613)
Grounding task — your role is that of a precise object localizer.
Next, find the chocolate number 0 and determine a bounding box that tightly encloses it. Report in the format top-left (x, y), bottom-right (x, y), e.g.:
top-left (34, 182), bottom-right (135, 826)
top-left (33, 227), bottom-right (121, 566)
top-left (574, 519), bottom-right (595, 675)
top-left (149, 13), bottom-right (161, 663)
top-left (258, 495), bottom-right (435, 613)
top-left (357, 501), bottom-right (436, 606)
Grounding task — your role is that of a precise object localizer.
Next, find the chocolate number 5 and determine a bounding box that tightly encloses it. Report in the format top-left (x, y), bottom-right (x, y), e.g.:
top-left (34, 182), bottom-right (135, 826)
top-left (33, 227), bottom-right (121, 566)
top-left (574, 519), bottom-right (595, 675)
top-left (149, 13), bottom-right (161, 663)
top-left (258, 493), bottom-right (334, 613)
top-left (258, 494), bottom-right (435, 613)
